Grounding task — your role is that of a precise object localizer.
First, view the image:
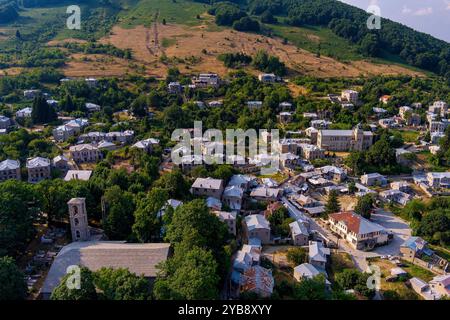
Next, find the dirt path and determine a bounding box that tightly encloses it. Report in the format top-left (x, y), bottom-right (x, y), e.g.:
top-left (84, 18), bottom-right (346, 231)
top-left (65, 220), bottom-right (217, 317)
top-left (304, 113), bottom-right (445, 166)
top-left (145, 10), bottom-right (164, 58)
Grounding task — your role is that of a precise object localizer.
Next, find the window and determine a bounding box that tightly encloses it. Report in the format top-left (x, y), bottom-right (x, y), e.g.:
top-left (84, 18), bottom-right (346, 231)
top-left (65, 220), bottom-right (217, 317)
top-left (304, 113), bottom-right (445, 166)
top-left (76, 230), bottom-right (80, 238)
top-left (74, 218), bottom-right (79, 226)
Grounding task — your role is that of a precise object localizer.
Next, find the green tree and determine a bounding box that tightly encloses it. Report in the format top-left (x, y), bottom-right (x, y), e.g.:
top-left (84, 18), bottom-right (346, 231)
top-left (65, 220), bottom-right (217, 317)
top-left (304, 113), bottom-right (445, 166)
top-left (0, 256), bottom-right (27, 300)
top-left (154, 169), bottom-right (190, 200)
top-left (211, 165), bottom-right (235, 182)
top-left (286, 247), bottom-right (307, 266)
top-left (260, 10), bottom-right (277, 24)
top-left (0, 180), bottom-right (40, 257)
top-left (130, 95), bottom-right (148, 118)
top-left (232, 17), bottom-right (260, 32)
top-left (163, 104), bottom-right (185, 133)
top-left (102, 186), bottom-right (136, 240)
top-left (359, 33), bottom-right (379, 56)
top-left (348, 181), bottom-right (357, 193)
top-left (165, 200), bottom-right (228, 257)
top-left (293, 275), bottom-right (329, 300)
top-left (94, 268), bottom-right (151, 300)
top-left (60, 93), bottom-right (76, 113)
top-left (51, 267), bottom-right (97, 300)
top-left (334, 269), bottom-right (375, 299)
top-left (354, 194), bottom-right (374, 219)
top-left (365, 136), bottom-right (397, 169)
top-left (153, 245), bottom-right (220, 300)
top-left (31, 95), bottom-right (57, 124)
top-left (401, 199), bottom-right (426, 221)
top-left (133, 188), bottom-right (169, 242)
top-left (324, 190), bottom-right (341, 217)
top-left (416, 209), bottom-right (450, 245)
top-left (252, 50), bottom-right (286, 75)
top-left (165, 199), bottom-right (229, 277)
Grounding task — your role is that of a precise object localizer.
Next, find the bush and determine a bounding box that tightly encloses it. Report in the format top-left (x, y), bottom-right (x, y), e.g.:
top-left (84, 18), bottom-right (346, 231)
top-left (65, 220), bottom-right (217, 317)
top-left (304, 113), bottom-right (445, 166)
top-left (286, 247), bottom-right (307, 266)
top-left (261, 11), bottom-right (277, 24)
top-left (233, 17), bottom-right (261, 32)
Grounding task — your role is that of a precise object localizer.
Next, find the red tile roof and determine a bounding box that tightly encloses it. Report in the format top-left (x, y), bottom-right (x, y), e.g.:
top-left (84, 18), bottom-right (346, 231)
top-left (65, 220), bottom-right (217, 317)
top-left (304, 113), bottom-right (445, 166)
top-left (329, 211), bottom-right (361, 234)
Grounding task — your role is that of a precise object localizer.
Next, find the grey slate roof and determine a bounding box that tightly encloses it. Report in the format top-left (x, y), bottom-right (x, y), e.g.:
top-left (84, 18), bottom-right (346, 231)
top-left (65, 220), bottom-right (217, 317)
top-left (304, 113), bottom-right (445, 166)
top-left (0, 159), bottom-right (20, 170)
top-left (41, 241), bottom-right (171, 295)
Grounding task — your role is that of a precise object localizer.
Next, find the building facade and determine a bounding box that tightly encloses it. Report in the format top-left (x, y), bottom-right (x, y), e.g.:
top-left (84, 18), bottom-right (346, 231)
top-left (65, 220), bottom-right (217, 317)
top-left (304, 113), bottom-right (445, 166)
top-left (0, 159), bottom-right (21, 182)
top-left (317, 127), bottom-right (373, 152)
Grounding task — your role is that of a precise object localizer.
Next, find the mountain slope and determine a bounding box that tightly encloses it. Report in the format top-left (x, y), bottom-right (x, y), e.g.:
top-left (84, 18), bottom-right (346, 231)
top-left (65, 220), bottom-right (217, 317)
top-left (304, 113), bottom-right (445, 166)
top-left (0, 0), bottom-right (447, 79)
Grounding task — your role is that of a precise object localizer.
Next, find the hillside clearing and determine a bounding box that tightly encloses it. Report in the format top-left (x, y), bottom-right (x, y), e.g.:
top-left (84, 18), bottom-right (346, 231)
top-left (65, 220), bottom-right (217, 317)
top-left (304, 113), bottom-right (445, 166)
top-left (96, 23), bottom-right (425, 79)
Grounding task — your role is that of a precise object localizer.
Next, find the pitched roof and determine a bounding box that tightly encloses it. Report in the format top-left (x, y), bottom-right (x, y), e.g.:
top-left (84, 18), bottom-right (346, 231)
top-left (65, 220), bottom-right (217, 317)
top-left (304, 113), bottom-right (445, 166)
top-left (26, 157), bottom-right (50, 168)
top-left (0, 159), bottom-right (20, 170)
top-left (64, 170), bottom-right (92, 181)
top-left (294, 263), bottom-right (321, 278)
top-left (228, 174), bottom-right (253, 187)
top-left (214, 211), bottom-right (237, 221)
top-left (240, 266), bottom-right (274, 297)
top-left (69, 143), bottom-right (99, 152)
top-left (133, 138), bottom-right (160, 149)
top-left (401, 236), bottom-right (434, 256)
top-left (206, 196), bottom-right (222, 210)
top-left (0, 115), bottom-right (11, 122)
top-left (289, 221), bottom-right (309, 237)
top-left (250, 187), bottom-right (282, 198)
top-left (53, 155), bottom-right (68, 163)
top-left (192, 177), bottom-right (224, 190)
top-left (329, 211), bottom-right (385, 235)
top-left (97, 140), bottom-right (116, 149)
top-left (245, 214), bottom-right (270, 231)
top-left (309, 241), bottom-right (329, 263)
top-left (42, 241), bottom-right (171, 295)
top-left (430, 275), bottom-right (450, 291)
top-left (223, 186), bottom-right (243, 199)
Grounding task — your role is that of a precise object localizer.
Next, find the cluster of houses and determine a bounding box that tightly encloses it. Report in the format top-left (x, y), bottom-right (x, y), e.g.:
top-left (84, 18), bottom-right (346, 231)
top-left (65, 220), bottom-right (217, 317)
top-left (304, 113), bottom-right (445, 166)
top-left (398, 236), bottom-right (450, 300)
top-left (413, 171), bottom-right (450, 195)
top-left (168, 72), bottom-right (283, 95)
top-left (0, 155), bottom-right (91, 183)
top-left (294, 241), bottom-right (331, 288)
top-left (190, 175), bottom-right (259, 214)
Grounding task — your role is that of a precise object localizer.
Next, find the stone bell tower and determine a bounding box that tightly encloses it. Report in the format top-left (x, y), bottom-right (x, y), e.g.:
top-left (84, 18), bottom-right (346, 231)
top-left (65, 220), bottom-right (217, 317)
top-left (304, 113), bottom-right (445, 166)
top-left (68, 198), bottom-right (90, 242)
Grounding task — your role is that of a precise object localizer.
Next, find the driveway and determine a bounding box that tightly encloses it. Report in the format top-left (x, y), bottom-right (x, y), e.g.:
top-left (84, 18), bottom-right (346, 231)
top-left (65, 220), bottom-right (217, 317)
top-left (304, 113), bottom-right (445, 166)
top-left (371, 209), bottom-right (412, 256)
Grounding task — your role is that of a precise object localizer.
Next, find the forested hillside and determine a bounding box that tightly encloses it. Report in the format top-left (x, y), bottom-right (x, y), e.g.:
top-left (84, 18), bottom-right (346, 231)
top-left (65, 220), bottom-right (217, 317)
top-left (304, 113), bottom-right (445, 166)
top-left (193, 0), bottom-right (449, 78)
top-left (246, 0), bottom-right (450, 78)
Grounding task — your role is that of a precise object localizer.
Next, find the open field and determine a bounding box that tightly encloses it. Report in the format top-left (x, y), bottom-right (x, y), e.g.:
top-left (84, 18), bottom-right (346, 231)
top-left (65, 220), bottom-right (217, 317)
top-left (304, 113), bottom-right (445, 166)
top-left (61, 53), bottom-right (147, 78)
top-left (368, 258), bottom-right (419, 300)
top-left (117, 0), bottom-right (209, 28)
top-left (95, 22), bottom-right (425, 79)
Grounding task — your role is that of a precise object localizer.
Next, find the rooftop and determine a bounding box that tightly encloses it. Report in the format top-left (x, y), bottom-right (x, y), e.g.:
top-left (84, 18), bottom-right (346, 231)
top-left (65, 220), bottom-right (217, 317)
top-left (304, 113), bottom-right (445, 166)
top-left (329, 211), bottom-right (385, 236)
top-left (245, 214), bottom-right (270, 231)
top-left (42, 241), bottom-right (171, 295)
top-left (192, 177), bottom-right (224, 190)
top-left (64, 170), bottom-right (93, 182)
top-left (26, 157), bottom-right (50, 168)
top-left (0, 159), bottom-right (20, 170)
